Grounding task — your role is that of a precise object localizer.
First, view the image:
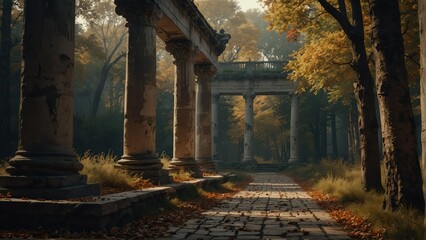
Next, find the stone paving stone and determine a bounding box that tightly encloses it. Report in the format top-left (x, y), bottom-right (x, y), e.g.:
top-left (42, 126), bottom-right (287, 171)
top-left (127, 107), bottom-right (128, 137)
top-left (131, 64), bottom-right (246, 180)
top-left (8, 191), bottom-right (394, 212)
top-left (186, 234), bottom-right (212, 240)
top-left (209, 231), bottom-right (236, 237)
top-left (165, 173), bottom-right (349, 240)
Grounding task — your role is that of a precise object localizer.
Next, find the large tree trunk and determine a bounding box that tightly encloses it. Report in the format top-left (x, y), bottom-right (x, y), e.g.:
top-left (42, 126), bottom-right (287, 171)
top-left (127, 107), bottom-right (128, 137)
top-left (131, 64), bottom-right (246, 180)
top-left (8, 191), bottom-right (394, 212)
top-left (351, 41), bottom-right (383, 192)
top-left (370, 0), bottom-right (424, 212)
top-left (0, 0), bottom-right (13, 158)
top-left (419, 0), bottom-right (426, 224)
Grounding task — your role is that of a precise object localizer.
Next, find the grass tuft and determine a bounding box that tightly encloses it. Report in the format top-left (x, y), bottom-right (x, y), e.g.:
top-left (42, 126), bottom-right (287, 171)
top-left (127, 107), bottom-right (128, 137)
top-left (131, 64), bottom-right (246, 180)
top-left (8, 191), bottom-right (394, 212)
top-left (79, 152), bottom-right (152, 191)
top-left (159, 152), bottom-right (171, 169)
top-left (0, 161), bottom-right (9, 175)
top-left (171, 168), bottom-right (194, 182)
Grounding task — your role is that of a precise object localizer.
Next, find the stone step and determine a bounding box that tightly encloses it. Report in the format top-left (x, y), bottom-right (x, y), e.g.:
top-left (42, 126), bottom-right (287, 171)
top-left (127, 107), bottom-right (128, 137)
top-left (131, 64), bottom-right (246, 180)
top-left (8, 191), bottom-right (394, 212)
top-left (256, 164), bottom-right (281, 172)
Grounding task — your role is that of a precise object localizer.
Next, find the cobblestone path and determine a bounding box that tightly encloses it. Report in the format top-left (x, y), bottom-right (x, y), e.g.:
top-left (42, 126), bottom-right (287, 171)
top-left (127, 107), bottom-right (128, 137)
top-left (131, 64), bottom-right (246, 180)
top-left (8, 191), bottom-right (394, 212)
top-left (164, 173), bottom-right (351, 240)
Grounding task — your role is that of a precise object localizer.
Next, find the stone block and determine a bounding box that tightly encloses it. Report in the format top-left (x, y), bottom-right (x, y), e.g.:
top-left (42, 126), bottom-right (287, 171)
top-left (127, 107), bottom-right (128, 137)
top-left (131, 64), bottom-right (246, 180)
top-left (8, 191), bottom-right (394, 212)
top-left (0, 183), bottom-right (100, 200)
top-left (0, 175), bottom-right (87, 188)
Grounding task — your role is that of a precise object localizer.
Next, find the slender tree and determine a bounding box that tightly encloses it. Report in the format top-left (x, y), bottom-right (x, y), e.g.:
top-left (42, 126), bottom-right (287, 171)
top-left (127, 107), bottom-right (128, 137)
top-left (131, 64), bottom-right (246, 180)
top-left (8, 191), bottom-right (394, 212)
top-left (369, 0), bottom-right (424, 212)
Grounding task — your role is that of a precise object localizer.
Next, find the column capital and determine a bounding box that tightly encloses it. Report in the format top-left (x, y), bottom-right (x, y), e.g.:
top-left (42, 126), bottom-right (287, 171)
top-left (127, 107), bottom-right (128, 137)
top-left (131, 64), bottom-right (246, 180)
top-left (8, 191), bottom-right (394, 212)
top-left (165, 40), bottom-right (197, 62)
top-left (195, 64), bottom-right (217, 80)
top-left (115, 0), bottom-right (161, 27)
top-left (243, 92), bottom-right (256, 101)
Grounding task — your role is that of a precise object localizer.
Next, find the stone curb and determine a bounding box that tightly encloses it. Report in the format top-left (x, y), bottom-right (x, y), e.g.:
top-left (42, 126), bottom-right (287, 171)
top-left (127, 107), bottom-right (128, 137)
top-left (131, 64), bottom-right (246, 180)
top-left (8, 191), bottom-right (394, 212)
top-left (0, 175), bottom-right (228, 231)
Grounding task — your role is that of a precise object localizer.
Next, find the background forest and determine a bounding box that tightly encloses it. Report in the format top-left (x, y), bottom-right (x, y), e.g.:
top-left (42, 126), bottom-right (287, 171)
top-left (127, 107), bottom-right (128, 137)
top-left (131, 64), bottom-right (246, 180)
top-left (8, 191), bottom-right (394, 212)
top-left (0, 0), bottom-right (421, 166)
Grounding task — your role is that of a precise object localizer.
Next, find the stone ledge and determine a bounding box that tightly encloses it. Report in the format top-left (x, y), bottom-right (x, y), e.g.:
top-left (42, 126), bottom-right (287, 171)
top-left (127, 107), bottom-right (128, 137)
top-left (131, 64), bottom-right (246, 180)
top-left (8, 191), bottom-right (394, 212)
top-left (0, 175), bottom-right (226, 231)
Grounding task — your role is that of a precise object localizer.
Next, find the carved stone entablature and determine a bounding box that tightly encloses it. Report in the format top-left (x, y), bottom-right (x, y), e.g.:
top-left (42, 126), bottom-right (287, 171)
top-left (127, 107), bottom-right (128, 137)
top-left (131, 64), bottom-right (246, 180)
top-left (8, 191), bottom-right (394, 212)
top-left (115, 0), bottom-right (161, 27)
top-left (195, 64), bottom-right (217, 81)
top-left (165, 40), bottom-right (198, 62)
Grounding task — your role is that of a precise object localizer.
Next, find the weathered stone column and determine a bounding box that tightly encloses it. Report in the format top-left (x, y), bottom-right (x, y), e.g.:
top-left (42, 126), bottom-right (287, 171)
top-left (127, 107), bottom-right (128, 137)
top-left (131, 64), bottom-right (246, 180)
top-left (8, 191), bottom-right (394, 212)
top-left (114, 1), bottom-right (171, 184)
top-left (242, 92), bottom-right (256, 169)
top-left (166, 40), bottom-right (202, 178)
top-left (195, 64), bottom-right (216, 173)
top-left (211, 94), bottom-right (222, 164)
top-left (0, 0), bottom-right (99, 199)
top-left (289, 94), bottom-right (301, 163)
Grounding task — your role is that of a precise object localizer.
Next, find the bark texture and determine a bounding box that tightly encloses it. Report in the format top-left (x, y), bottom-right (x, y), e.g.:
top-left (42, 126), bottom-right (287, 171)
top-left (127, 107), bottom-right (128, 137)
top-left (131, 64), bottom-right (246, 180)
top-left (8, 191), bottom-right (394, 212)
top-left (419, 0), bottom-right (426, 218)
top-left (370, 0), bottom-right (424, 212)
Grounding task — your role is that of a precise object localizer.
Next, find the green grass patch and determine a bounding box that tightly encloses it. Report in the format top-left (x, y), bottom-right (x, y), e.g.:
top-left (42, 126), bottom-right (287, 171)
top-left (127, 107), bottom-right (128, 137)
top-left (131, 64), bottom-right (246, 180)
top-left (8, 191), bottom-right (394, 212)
top-left (284, 158), bottom-right (424, 239)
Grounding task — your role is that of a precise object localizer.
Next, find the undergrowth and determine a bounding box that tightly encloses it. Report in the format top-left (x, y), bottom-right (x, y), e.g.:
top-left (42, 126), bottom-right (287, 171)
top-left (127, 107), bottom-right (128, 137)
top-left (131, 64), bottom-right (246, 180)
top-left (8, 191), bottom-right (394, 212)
top-left (79, 152), bottom-right (153, 192)
top-left (285, 158), bottom-right (424, 239)
top-left (0, 161), bottom-right (8, 175)
top-left (170, 168), bottom-right (195, 182)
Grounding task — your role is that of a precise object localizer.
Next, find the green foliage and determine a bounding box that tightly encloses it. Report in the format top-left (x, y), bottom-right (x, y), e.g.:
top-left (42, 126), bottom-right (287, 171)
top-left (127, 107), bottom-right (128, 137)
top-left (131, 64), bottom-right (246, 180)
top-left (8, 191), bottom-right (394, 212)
top-left (74, 111), bottom-right (124, 155)
top-left (156, 90), bottom-right (174, 156)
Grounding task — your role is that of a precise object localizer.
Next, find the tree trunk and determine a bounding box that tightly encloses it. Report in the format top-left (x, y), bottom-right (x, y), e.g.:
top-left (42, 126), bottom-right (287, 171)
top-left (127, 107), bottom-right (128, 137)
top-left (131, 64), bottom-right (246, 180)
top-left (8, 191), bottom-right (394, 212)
top-left (90, 53), bottom-right (125, 117)
top-left (331, 106), bottom-right (338, 158)
top-left (370, 0), bottom-right (424, 212)
top-left (347, 107), bottom-right (355, 163)
top-left (320, 112), bottom-right (327, 158)
top-left (0, 0), bottom-right (13, 158)
top-left (351, 41), bottom-right (383, 192)
top-left (312, 108), bottom-right (321, 161)
top-left (419, 0), bottom-right (426, 223)
top-left (317, 0), bottom-right (382, 192)
top-left (90, 65), bottom-right (109, 117)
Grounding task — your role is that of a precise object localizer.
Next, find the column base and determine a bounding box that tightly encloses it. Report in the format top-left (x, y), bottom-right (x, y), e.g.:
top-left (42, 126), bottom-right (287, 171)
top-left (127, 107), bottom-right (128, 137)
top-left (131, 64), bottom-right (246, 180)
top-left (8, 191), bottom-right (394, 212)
top-left (115, 155), bottom-right (172, 184)
top-left (0, 175), bottom-right (100, 200)
top-left (169, 158), bottom-right (203, 178)
top-left (241, 158), bottom-right (257, 170)
top-left (288, 157), bottom-right (302, 164)
top-left (196, 158), bottom-right (217, 174)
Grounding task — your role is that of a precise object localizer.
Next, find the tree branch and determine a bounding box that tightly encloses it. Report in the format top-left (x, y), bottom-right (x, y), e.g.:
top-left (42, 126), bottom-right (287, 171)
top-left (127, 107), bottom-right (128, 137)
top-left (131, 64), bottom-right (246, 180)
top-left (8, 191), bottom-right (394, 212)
top-left (338, 0), bottom-right (348, 20)
top-left (317, 0), bottom-right (354, 38)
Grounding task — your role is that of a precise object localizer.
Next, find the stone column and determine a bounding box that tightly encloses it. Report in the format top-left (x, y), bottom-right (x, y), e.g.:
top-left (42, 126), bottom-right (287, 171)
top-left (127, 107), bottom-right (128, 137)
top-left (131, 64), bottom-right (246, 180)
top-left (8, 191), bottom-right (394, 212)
top-left (195, 64), bottom-right (216, 173)
top-left (114, 1), bottom-right (171, 184)
top-left (166, 40), bottom-right (202, 178)
top-left (211, 94), bottom-right (221, 164)
top-left (0, 0), bottom-right (99, 199)
top-left (242, 92), bottom-right (256, 169)
top-left (289, 94), bottom-right (301, 163)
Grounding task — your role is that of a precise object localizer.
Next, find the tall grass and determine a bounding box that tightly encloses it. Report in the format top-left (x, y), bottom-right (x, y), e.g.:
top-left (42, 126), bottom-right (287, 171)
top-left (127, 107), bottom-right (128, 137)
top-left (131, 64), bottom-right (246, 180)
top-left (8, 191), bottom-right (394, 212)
top-left (286, 158), bottom-right (424, 239)
top-left (79, 152), bottom-right (152, 191)
top-left (0, 161), bottom-right (8, 175)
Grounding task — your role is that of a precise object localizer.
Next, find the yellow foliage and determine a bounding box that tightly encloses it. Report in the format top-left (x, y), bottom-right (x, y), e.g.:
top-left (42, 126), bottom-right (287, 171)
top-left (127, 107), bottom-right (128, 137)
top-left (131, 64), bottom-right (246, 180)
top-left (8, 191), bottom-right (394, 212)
top-left (287, 31), bottom-right (355, 103)
top-left (196, 0), bottom-right (260, 61)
